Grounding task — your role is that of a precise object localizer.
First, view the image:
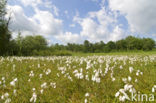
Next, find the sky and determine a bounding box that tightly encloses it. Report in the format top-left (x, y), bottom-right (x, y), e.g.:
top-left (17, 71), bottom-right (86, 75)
top-left (7, 0), bottom-right (156, 44)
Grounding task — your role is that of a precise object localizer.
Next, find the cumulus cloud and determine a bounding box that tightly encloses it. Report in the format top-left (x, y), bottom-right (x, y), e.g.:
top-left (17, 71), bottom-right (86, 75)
top-left (33, 8), bottom-right (62, 35)
top-left (55, 32), bottom-right (83, 44)
top-left (7, 5), bottom-right (39, 36)
top-left (74, 7), bottom-right (126, 43)
top-left (109, 0), bottom-right (156, 34)
top-left (7, 3), bottom-right (62, 38)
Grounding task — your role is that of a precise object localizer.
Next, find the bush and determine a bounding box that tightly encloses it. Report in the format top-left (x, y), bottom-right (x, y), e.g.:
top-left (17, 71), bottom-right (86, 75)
top-left (32, 50), bottom-right (72, 56)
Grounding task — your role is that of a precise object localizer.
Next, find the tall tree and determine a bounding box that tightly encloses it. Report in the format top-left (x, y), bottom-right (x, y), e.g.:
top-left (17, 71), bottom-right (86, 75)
top-left (21, 35), bottom-right (47, 55)
top-left (0, 0), bottom-right (12, 56)
top-left (142, 38), bottom-right (155, 51)
top-left (15, 31), bottom-right (23, 55)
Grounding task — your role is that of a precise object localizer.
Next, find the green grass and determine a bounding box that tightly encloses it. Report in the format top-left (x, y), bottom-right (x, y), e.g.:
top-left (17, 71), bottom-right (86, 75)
top-left (72, 50), bottom-right (156, 56)
top-left (0, 55), bottom-right (156, 103)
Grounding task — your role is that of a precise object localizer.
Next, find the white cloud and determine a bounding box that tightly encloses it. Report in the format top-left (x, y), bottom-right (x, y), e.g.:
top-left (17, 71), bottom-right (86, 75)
top-left (20, 0), bottom-right (42, 7)
top-left (55, 32), bottom-right (83, 44)
top-left (74, 7), bottom-right (125, 43)
top-left (20, 0), bottom-right (59, 16)
top-left (109, 26), bottom-right (125, 41)
top-left (109, 0), bottom-right (156, 34)
top-left (7, 5), bottom-right (62, 38)
top-left (33, 8), bottom-right (62, 35)
top-left (7, 5), bottom-right (38, 35)
top-left (43, 1), bottom-right (59, 16)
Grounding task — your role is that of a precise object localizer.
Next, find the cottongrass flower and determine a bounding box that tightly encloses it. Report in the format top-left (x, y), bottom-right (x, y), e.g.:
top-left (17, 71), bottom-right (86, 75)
top-left (2, 77), bottom-right (5, 81)
top-left (29, 71), bottom-right (34, 77)
top-left (38, 64), bottom-right (40, 68)
top-left (4, 98), bottom-right (11, 103)
top-left (28, 79), bottom-right (31, 82)
top-left (84, 98), bottom-right (88, 103)
top-left (1, 92), bottom-right (10, 103)
top-left (85, 75), bottom-right (89, 81)
top-left (10, 78), bottom-right (18, 87)
top-left (5, 98), bottom-right (11, 103)
top-left (30, 92), bottom-right (37, 102)
top-left (115, 91), bottom-right (120, 97)
top-left (2, 77), bottom-right (6, 86)
top-left (92, 75), bottom-right (100, 83)
top-left (40, 89), bottom-right (44, 94)
top-left (39, 74), bottom-right (43, 79)
top-left (92, 70), bottom-right (101, 83)
top-left (45, 69), bottom-right (51, 75)
top-left (57, 73), bottom-right (60, 77)
top-left (122, 78), bottom-right (127, 83)
top-left (50, 82), bottom-right (56, 88)
top-left (75, 72), bottom-right (84, 79)
top-left (136, 70), bottom-right (143, 76)
top-left (84, 93), bottom-right (89, 103)
top-left (112, 77), bottom-right (116, 82)
top-left (124, 84), bottom-right (133, 91)
top-left (128, 76), bottom-right (132, 82)
top-left (4, 93), bottom-right (9, 98)
top-left (30, 88), bottom-right (37, 102)
top-left (1, 95), bottom-right (4, 100)
top-left (120, 65), bottom-right (123, 69)
top-left (85, 93), bottom-right (89, 97)
top-left (32, 88), bottom-right (36, 91)
top-left (41, 82), bottom-right (47, 89)
top-left (129, 67), bottom-right (133, 73)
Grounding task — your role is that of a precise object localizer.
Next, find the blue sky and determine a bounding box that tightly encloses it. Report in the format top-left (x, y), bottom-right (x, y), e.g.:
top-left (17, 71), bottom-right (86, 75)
top-left (7, 0), bottom-right (156, 44)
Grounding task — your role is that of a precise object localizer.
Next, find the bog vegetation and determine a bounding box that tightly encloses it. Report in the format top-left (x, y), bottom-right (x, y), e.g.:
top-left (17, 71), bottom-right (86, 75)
top-left (0, 55), bottom-right (156, 102)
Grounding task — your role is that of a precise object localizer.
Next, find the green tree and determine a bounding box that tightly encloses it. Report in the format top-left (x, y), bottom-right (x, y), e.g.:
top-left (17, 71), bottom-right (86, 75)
top-left (0, 0), bottom-right (12, 56)
top-left (142, 38), bottom-right (155, 51)
top-left (116, 39), bottom-right (127, 51)
top-left (21, 35), bottom-right (47, 55)
top-left (15, 31), bottom-right (23, 55)
top-left (105, 41), bottom-right (116, 52)
top-left (83, 40), bottom-right (94, 53)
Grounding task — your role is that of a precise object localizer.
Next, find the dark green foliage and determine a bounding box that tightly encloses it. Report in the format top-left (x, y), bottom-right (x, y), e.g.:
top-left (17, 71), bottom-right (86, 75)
top-left (116, 40), bottom-right (127, 51)
top-left (83, 40), bottom-right (94, 53)
top-left (11, 35), bottom-right (156, 56)
top-left (0, 0), bottom-right (12, 56)
top-left (18, 35), bottom-right (48, 56)
top-left (142, 38), bottom-right (155, 51)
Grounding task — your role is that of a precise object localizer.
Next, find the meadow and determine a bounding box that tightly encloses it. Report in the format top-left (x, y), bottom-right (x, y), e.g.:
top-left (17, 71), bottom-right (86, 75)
top-left (0, 54), bottom-right (156, 103)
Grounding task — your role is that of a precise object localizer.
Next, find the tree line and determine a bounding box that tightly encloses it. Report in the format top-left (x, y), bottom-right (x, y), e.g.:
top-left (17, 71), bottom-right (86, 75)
top-left (0, 0), bottom-right (156, 56)
top-left (1, 32), bottom-right (155, 56)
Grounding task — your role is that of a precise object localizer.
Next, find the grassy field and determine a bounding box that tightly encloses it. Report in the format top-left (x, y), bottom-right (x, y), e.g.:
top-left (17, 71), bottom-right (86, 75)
top-left (72, 50), bottom-right (156, 56)
top-left (0, 54), bottom-right (156, 102)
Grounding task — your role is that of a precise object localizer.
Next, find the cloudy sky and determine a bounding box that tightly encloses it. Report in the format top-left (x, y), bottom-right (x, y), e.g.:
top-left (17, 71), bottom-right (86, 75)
top-left (7, 0), bottom-right (156, 44)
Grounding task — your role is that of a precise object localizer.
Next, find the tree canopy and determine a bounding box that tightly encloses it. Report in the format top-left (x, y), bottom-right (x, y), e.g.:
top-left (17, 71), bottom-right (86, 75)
top-left (0, 0), bottom-right (12, 56)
